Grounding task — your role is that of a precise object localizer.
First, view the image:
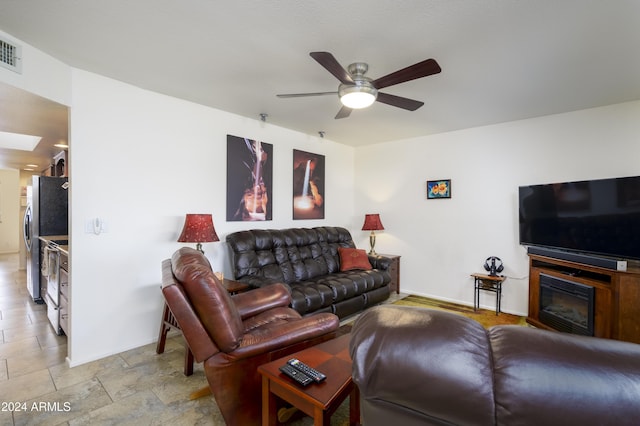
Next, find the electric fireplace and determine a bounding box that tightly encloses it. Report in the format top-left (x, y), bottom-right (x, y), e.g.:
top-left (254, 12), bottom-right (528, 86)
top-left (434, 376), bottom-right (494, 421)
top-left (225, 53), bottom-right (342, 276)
top-left (539, 273), bottom-right (595, 336)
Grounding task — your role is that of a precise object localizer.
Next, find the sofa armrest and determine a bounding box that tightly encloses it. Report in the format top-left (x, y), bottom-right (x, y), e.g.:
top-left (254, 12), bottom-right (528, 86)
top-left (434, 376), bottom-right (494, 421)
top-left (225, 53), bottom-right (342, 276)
top-left (232, 283), bottom-right (291, 320)
top-left (369, 255), bottom-right (391, 270)
top-left (228, 311), bottom-right (340, 359)
top-left (350, 305), bottom-right (495, 426)
top-left (489, 325), bottom-right (640, 424)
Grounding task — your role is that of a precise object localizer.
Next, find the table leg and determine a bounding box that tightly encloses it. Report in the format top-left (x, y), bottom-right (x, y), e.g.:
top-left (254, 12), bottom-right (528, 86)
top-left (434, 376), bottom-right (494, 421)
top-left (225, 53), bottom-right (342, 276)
top-left (184, 347), bottom-right (194, 376)
top-left (474, 279), bottom-right (479, 311)
top-left (315, 406), bottom-right (328, 426)
top-left (156, 302), bottom-right (194, 375)
top-left (262, 377), bottom-right (277, 426)
top-left (156, 303), bottom-right (171, 354)
top-left (350, 385), bottom-right (361, 426)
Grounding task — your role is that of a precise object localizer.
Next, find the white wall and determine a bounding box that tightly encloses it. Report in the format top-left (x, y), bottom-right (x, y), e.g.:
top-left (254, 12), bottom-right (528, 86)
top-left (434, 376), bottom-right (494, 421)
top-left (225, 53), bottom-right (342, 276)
top-left (3, 28), bottom-right (640, 365)
top-left (68, 69), bottom-right (355, 365)
top-left (354, 100), bottom-right (640, 315)
top-left (0, 29), bottom-right (71, 106)
top-left (0, 169), bottom-right (20, 253)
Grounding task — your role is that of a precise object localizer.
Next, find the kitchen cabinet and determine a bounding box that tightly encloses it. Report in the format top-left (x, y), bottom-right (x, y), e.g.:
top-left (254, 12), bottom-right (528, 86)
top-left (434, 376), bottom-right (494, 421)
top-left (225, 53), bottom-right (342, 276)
top-left (39, 236), bottom-right (69, 336)
top-left (53, 150), bottom-right (66, 177)
top-left (58, 248), bottom-right (69, 335)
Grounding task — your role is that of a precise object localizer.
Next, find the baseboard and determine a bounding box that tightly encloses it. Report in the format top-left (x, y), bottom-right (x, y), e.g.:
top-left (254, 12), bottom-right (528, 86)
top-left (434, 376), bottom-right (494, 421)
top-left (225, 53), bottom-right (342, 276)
top-left (405, 291), bottom-right (527, 317)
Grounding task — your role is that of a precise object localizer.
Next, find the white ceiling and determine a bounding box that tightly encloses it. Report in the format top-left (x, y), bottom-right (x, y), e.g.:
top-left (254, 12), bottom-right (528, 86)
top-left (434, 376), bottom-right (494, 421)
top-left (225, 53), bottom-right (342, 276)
top-left (0, 1), bottom-right (639, 169)
top-left (0, 81), bottom-right (68, 171)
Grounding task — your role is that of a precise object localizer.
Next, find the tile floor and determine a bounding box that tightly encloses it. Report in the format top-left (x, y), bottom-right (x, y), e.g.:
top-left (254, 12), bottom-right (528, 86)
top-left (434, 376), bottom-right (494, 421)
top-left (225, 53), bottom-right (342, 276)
top-left (0, 252), bottom-right (229, 425)
top-left (1, 253), bottom-right (399, 425)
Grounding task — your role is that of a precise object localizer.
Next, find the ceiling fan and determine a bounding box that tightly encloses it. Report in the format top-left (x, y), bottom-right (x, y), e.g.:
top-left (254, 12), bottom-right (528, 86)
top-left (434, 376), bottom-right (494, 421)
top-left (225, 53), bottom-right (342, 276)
top-left (277, 52), bottom-right (441, 119)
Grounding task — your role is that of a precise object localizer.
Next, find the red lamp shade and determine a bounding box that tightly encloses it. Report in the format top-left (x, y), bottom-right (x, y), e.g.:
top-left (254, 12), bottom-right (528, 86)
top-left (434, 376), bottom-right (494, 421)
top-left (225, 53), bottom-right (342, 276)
top-left (361, 214), bottom-right (385, 231)
top-left (178, 214), bottom-right (219, 252)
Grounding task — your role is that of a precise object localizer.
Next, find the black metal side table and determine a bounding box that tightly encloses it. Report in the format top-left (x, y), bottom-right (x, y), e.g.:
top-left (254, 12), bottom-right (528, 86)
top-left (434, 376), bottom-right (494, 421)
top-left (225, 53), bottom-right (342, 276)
top-left (471, 273), bottom-right (506, 315)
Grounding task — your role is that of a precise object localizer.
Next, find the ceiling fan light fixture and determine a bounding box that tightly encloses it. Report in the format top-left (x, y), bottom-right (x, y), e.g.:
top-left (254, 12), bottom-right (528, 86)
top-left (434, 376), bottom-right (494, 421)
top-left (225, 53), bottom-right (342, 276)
top-left (280, 53), bottom-right (440, 118)
top-left (339, 83), bottom-right (377, 109)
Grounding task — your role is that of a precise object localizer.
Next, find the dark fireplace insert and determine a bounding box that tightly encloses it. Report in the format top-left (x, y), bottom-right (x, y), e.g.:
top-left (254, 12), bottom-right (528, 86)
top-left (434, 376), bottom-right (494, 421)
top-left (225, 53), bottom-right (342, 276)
top-left (539, 273), bottom-right (595, 336)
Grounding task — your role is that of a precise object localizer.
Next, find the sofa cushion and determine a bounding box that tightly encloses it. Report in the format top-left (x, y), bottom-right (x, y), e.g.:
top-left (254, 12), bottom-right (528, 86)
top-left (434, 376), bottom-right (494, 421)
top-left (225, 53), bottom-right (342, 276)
top-left (288, 269), bottom-right (390, 315)
top-left (172, 248), bottom-right (243, 352)
top-left (289, 281), bottom-right (335, 315)
top-left (338, 247), bottom-right (372, 271)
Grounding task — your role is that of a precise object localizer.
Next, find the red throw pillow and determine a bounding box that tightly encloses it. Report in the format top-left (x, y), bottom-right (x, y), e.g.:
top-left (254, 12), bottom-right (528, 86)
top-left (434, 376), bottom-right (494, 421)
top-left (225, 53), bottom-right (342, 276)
top-left (339, 247), bottom-right (373, 271)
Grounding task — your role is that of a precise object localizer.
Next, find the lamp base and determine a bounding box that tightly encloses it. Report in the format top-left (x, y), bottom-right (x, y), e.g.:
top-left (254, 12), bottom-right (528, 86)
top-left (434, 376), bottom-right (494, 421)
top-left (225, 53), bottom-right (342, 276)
top-left (368, 231), bottom-right (377, 256)
top-left (195, 243), bottom-right (204, 254)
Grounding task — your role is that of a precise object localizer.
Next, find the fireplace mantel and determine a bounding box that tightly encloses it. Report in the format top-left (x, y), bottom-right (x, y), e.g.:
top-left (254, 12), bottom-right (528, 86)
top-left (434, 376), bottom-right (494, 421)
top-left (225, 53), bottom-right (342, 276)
top-left (527, 253), bottom-right (640, 344)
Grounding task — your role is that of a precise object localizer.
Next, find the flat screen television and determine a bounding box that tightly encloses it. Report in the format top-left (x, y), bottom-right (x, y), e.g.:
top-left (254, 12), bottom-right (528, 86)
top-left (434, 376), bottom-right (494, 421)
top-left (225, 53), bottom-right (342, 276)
top-left (518, 175), bottom-right (640, 261)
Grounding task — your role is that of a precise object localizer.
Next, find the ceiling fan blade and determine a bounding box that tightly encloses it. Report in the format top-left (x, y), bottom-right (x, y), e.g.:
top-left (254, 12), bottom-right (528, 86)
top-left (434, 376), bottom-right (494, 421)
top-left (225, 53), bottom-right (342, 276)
top-left (372, 58), bottom-right (441, 90)
top-left (277, 91), bottom-right (338, 98)
top-left (310, 52), bottom-right (354, 84)
top-left (335, 106), bottom-right (352, 119)
top-left (376, 92), bottom-right (424, 111)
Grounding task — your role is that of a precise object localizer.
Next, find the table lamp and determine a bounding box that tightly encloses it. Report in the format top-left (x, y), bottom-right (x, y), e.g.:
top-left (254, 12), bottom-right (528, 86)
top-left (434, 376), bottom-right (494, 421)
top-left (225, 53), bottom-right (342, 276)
top-left (177, 213), bottom-right (219, 253)
top-left (362, 214), bottom-right (384, 255)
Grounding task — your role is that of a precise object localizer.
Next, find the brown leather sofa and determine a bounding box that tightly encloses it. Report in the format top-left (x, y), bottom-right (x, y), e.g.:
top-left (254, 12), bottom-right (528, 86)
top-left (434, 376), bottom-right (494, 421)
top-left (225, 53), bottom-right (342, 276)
top-left (161, 247), bottom-right (340, 425)
top-left (350, 305), bottom-right (640, 426)
top-left (226, 226), bottom-right (391, 318)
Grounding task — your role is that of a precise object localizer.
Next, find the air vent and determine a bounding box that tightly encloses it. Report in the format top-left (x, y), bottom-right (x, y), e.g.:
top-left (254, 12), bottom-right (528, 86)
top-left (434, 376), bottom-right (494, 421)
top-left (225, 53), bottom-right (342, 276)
top-left (0, 37), bottom-right (22, 74)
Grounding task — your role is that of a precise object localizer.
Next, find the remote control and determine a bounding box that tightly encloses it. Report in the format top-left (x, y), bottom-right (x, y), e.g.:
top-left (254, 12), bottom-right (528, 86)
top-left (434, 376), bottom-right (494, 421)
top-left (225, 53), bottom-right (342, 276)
top-left (279, 364), bottom-right (313, 387)
top-left (287, 358), bottom-right (327, 383)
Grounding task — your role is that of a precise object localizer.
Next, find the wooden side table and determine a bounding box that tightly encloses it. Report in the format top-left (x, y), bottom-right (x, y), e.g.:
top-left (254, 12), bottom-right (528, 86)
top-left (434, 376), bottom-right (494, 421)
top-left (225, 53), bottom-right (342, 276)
top-left (258, 334), bottom-right (359, 426)
top-left (378, 254), bottom-right (401, 294)
top-left (471, 273), bottom-right (506, 315)
top-left (156, 277), bottom-right (250, 376)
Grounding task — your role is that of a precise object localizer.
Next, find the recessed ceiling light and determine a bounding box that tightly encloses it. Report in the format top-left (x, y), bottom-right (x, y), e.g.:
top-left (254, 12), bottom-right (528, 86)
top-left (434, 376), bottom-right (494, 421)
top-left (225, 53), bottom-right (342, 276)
top-left (26, 164), bottom-right (38, 168)
top-left (0, 131), bottom-right (42, 150)
top-left (54, 143), bottom-right (69, 148)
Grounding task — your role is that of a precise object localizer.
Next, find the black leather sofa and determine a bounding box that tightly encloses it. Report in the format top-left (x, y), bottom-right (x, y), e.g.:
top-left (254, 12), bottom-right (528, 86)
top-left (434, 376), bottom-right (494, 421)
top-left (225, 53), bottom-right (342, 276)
top-left (226, 226), bottom-right (391, 318)
top-left (350, 305), bottom-right (640, 426)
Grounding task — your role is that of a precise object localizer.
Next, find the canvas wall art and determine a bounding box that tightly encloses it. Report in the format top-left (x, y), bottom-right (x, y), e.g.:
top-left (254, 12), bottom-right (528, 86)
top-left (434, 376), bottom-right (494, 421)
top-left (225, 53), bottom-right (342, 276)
top-left (427, 179), bottom-right (451, 199)
top-left (293, 149), bottom-right (325, 219)
top-left (226, 135), bottom-right (273, 221)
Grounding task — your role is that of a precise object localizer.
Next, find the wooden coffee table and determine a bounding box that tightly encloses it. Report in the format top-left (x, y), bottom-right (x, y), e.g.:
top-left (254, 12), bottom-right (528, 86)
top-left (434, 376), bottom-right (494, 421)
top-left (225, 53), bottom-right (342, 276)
top-left (258, 334), bottom-right (360, 426)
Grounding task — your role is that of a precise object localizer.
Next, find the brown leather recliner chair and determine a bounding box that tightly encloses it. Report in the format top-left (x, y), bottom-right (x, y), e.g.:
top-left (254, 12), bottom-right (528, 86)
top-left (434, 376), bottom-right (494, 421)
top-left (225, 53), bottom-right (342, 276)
top-left (161, 247), bottom-right (340, 425)
top-left (350, 305), bottom-right (640, 426)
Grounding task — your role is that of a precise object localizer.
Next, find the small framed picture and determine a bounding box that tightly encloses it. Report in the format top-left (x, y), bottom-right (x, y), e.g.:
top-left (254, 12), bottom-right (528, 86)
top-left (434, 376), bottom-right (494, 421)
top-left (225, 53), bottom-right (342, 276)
top-left (427, 179), bottom-right (451, 199)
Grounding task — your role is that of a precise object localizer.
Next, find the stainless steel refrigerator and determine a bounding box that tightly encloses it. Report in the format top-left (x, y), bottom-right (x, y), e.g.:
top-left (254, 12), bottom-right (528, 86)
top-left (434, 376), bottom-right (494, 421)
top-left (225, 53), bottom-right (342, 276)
top-left (23, 176), bottom-right (69, 303)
